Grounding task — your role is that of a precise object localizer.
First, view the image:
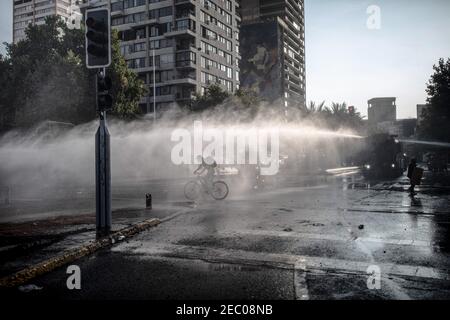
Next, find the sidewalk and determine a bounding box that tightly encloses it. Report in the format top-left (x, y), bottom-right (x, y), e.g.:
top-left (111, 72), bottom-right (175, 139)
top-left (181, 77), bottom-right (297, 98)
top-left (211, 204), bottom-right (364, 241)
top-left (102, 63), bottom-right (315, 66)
top-left (0, 202), bottom-right (192, 286)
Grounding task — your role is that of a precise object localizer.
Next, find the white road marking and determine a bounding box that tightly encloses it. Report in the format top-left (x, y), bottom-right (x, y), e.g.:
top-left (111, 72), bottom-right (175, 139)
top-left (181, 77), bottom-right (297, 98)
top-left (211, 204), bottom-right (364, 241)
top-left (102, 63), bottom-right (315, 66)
top-left (115, 243), bottom-right (450, 281)
top-left (218, 229), bottom-right (436, 249)
top-left (294, 258), bottom-right (309, 300)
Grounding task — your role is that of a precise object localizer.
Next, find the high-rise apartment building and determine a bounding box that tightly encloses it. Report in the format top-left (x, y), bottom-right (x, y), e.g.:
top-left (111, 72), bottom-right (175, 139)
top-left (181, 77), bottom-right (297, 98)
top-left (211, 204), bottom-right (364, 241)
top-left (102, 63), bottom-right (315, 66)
top-left (13, 0), bottom-right (82, 43)
top-left (240, 0), bottom-right (306, 111)
top-left (80, 0), bottom-right (241, 114)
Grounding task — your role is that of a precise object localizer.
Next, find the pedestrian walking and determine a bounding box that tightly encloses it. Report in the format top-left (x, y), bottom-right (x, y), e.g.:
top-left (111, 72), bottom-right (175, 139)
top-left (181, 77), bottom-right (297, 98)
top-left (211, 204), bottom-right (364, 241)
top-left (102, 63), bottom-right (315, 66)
top-left (407, 158), bottom-right (417, 194)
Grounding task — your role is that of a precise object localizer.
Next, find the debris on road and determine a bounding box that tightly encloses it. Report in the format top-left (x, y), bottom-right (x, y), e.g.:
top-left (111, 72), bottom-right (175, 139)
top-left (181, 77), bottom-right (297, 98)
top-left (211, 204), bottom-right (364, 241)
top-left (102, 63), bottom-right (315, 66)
top-left (18, 284), bottom-right (42, 292)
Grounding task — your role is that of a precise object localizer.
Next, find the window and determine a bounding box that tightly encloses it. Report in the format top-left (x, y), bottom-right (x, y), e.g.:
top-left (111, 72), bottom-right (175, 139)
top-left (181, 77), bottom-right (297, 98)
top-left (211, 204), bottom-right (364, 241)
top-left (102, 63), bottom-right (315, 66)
top-left (149, 6), bottom-right (172, 19)
top-left (128, 58), bottom-right (146, 69)
top-left (111, 2), bottom-right (123, 11)
top-left (160, 53), bottom-right (174, 65)
top-left (136, 28), bottom-right (146, 39)
top-left (134, 42), bottom-right (146, 52)
top-left (176, 51), bottom-right (196, 67)
top-left (112, 17), bottom-right (124, 26)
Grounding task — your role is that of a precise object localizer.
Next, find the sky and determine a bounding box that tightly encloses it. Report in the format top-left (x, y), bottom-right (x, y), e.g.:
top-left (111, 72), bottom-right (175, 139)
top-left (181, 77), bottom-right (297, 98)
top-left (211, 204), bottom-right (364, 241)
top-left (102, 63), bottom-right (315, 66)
top-left (0, 1), bottom-right (12, 55)
top-left (1, 0), bottom-right (450, 118)
top-left (304, 0), bottom-right (450, 118)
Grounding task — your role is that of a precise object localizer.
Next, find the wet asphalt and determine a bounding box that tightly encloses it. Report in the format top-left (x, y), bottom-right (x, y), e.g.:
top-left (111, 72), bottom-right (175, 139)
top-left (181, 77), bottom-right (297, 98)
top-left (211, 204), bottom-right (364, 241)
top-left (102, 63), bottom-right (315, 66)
top-left (3, 172), bottom-right (450, 300)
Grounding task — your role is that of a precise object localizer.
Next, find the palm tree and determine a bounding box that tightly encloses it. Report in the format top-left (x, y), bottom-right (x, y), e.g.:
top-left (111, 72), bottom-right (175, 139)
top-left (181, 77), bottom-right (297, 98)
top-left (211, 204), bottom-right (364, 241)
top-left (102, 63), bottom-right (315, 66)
top-left (306, 101), bottom-right (326, 114)
top-left (329, 102), bottom-right (364, 130)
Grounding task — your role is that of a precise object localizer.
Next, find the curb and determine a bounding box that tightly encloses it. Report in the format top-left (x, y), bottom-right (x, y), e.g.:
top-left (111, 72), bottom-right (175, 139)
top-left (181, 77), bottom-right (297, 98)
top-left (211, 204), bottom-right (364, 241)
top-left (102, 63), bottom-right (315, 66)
top-left (0, 218), bottom-right (160, 288)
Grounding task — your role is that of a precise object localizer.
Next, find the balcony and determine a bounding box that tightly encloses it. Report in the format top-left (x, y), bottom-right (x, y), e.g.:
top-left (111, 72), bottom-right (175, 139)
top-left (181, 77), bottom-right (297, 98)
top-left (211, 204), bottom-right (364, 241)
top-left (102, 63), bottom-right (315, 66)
top-left (166, 76), bottom-right (197, 86)
top-left (165, 26), bottom-right (196, 38)
top-left (175, 0), bottom-right (196, 5)
top-left (175, 91), bottom-right (196, 101)
top-left (175, 10), bottom-right (195, 20)
top-left (148, 94), bottom-right (176, 103)
top-left (176, 43), bottom-right (197, 51)
top-left (176, 60), bottom-right (196, 69)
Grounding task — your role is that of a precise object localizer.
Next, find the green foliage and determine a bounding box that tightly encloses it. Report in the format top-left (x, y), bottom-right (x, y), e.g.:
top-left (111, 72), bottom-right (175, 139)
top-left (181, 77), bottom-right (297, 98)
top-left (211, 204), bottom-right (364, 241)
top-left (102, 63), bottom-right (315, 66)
top-left (419, 58), bottom-right (450, 142)
top-left (109, 30), bottom-right (146, 119)
top-left (17, 53), bottom-right (94, 126)
top-left (0, 16), bottom-right (145, 131)
top-left (304, 101), bottom-right (326, 114)
top-left (191, 84), bottom-right (230, 111)
top-left (235, 87), bottom-right (260, 109)
top-left (304, 101), bottom-right (365, 131)
top-left (0, 54), bottom-right (14, 129)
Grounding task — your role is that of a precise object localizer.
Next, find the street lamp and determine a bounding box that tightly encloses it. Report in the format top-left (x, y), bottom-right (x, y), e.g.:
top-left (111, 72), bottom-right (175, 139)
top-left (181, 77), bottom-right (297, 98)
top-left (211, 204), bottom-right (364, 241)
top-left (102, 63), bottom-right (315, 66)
top-left (153, 48), bottom-right (156, 124)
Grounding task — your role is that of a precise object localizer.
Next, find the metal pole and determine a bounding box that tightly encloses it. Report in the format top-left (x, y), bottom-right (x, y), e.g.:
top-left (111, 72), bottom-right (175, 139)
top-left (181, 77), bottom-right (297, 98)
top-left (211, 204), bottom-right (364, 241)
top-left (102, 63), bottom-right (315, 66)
top-left (95, 67), bottom-right (112, 237)
top-left (153, 48), bottom-right (156, 124)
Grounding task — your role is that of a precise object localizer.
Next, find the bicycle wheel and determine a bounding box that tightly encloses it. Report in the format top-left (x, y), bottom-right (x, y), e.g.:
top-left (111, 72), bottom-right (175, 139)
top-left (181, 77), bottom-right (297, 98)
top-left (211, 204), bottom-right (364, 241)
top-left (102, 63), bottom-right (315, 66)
top-left (211, 181), bottom-right (229, 200)
top-left (184, 181), bottom-right (201, 200)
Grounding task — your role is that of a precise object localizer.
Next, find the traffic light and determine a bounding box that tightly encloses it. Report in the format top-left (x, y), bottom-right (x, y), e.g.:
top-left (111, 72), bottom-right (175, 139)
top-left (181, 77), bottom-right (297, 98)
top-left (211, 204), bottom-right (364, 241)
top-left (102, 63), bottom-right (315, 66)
top-left (348, 106), bottom-right (355, 114)
top-left (85, 8), bottom-right (111, 69)
top-left (97, 72), bottom-right (113, 112)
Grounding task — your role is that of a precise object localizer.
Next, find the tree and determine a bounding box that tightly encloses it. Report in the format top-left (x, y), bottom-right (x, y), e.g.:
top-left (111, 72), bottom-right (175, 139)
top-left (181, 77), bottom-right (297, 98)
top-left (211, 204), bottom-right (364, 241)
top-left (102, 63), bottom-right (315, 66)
top-left (419, 58), bottom-right (450, 142)
top-left (235, 88), bottom-right (259, 109)
top-left (0, 54), bottom-right (14, 130)
top-left (17, 52), bottom-right (94, 126)
top-left (303, 101), bottom-right (364, 131)
top-left (0, 16), bottom-right (145, 130)
top-left (109, 30), bottom-right (146, 119)
top-left (191, 84), bottom-right (230, 111)
top-left (233, 87), bottom-right (259, 120)
top-left (327, 102), bottom-right (364, 130)
top-left (305, 101), bottom-right (327, 115)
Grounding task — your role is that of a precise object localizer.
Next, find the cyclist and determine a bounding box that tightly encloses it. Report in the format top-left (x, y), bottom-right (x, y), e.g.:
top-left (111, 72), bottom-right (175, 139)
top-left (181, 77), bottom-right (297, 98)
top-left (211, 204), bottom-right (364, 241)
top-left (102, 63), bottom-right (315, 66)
top-left (194, 156), bottom-right (217, 190)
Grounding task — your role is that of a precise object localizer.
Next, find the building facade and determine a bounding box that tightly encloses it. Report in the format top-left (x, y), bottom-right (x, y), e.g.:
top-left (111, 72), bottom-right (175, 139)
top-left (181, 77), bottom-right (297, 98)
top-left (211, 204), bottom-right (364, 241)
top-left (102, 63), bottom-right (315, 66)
top-left (13, 0), bottom-right (82, 43)
top-left (376, 119), bottom-right (417, 138)
top-left (80, 0), bottom-right (241, 114)
top-left (368, 97), bottom-right (397, 126)
top-left (240, 0), bottom-right (306, 111)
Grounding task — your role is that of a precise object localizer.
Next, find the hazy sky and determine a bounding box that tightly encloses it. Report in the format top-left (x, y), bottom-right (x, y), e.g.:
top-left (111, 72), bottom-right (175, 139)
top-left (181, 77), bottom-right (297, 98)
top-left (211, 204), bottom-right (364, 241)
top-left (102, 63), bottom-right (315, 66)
top-left (1, 0), bottom-right (450, 118)
top-left (305, 0), bottom-right (450, 118)
top-left (0, 1), bottom-right (12, 54)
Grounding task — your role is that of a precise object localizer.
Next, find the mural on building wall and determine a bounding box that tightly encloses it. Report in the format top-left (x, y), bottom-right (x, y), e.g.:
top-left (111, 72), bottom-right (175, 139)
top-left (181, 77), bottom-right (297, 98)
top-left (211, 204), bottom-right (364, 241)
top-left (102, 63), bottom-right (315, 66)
top-left (240, 21), bottom-right (282, 101)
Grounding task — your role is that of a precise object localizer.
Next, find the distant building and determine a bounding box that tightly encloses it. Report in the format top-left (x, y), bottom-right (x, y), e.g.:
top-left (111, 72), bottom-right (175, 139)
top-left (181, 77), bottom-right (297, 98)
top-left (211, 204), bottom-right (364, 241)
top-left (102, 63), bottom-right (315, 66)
top-left (240, 0), bottom-right (306, 112)
top-left (13, 0), bottom-right (82, 43)
top-left (376, 119), bottom-right (417, 138)
top-left (368, 97), bottom-right (397, 126)
top-left (417, 104), bottom-right (431, 124)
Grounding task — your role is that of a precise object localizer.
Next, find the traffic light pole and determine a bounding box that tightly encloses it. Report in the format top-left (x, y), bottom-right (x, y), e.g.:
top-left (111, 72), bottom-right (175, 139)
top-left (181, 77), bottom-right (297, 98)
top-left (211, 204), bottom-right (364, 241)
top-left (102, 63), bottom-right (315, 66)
top-left (85, 8), bottom-right (112, 237)
top-left (95, 68), bottom-right (112, 237)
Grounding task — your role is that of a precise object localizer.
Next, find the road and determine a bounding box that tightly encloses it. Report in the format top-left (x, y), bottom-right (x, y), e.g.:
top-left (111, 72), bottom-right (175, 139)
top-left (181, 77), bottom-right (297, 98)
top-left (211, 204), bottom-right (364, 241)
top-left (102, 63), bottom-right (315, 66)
top-left (4, 171), bottom-right (450, 300)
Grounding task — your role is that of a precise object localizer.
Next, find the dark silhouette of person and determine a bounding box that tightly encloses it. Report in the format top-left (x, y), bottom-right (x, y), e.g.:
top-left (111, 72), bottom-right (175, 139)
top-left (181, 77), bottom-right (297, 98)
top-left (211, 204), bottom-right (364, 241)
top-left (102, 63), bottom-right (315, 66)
top-left (407, 158), bottom-right (417, 194)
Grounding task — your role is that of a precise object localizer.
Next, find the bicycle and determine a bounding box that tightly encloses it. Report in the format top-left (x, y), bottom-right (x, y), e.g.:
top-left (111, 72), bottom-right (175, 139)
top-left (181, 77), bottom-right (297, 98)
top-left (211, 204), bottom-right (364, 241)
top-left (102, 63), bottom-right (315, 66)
top-left (184, 174), bottom-right (229, 201)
